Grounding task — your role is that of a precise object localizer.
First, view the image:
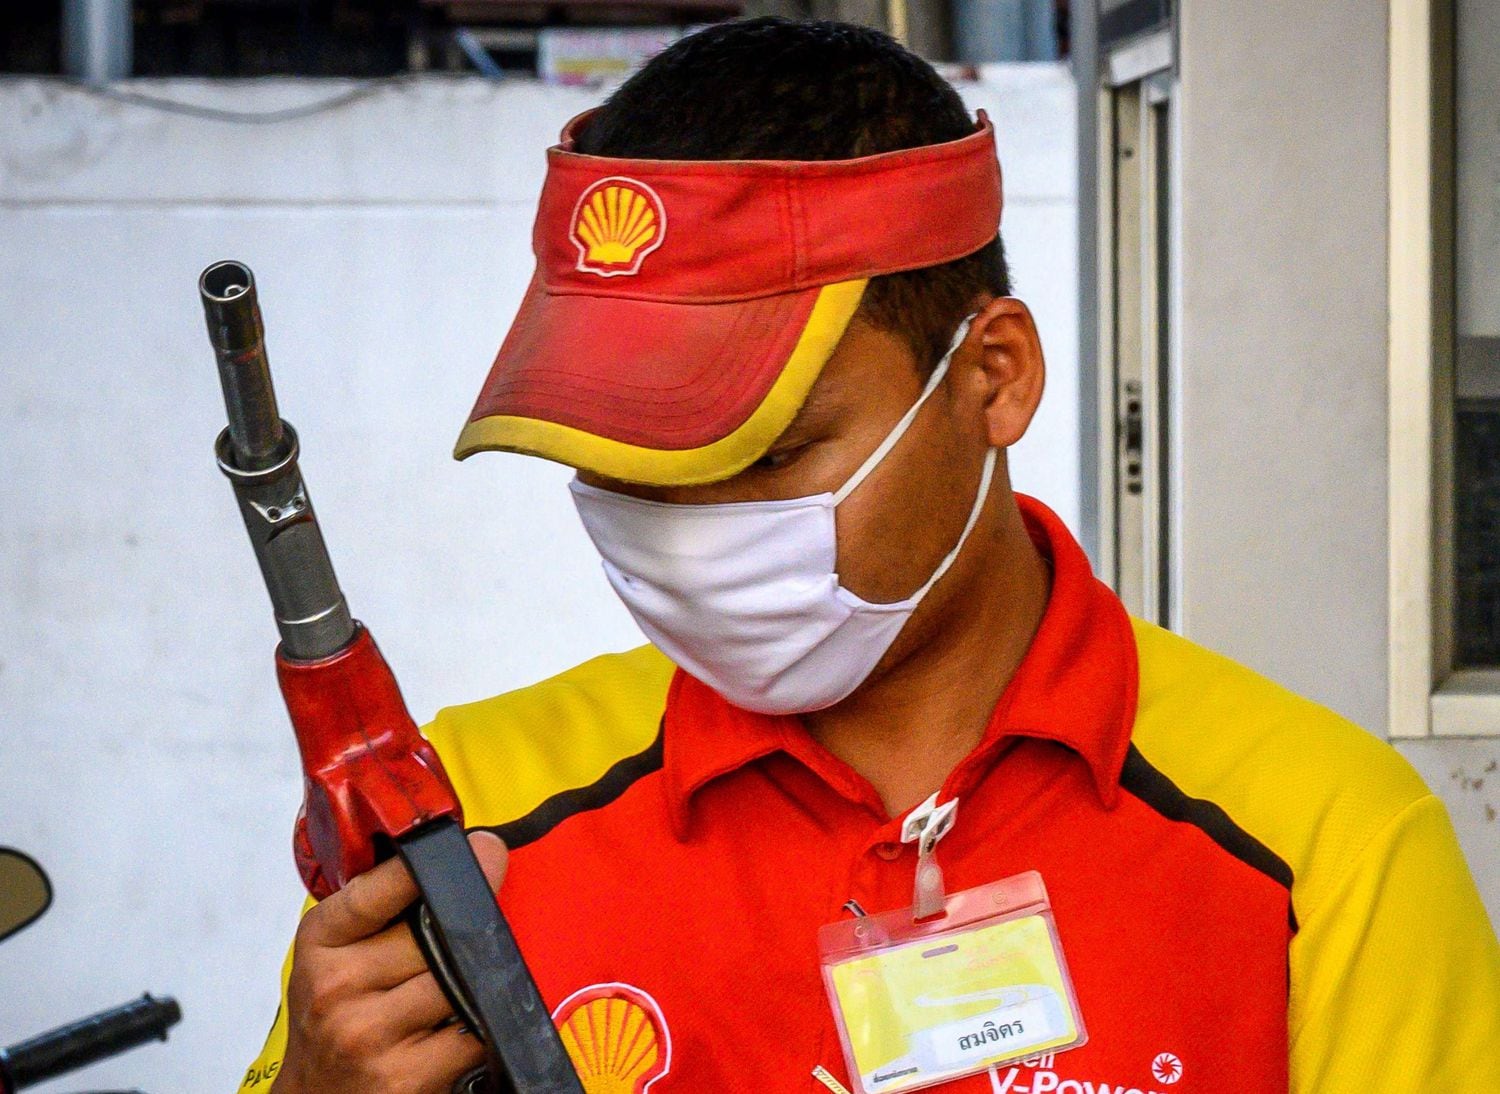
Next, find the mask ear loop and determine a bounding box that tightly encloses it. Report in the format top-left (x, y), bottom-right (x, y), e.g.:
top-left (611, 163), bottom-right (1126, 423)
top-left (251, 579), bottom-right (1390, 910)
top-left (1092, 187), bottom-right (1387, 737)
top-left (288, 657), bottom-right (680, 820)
top-left (829, 312), bottom-right (999, 606)
top-left (831, 314), bottom-right (978, 506)
top-left (908, 447), bottom-right (998, 602)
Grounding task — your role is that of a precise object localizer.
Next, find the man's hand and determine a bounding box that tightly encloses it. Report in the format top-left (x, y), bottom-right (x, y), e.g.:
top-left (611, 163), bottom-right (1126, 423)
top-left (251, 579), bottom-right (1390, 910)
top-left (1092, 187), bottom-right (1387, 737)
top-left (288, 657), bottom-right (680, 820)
top-left (271, 831), bottom-right (508, 1094)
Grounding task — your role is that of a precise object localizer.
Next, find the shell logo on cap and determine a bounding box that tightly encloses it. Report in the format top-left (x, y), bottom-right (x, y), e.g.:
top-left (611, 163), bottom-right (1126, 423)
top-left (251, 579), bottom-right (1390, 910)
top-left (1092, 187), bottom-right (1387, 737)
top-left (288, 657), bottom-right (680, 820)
top-left (570, 177), bottom-right (667, 277)
top-left (552, 982), bottom-right (671, 1093)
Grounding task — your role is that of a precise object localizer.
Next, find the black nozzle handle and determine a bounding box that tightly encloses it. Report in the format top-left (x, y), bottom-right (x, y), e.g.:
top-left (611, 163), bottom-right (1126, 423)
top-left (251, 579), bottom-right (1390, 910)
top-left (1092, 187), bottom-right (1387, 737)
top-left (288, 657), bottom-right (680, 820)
top-left (200, 260), bottom-right (286, 472)
top-left (0, 993), bottom-right (181, 1092)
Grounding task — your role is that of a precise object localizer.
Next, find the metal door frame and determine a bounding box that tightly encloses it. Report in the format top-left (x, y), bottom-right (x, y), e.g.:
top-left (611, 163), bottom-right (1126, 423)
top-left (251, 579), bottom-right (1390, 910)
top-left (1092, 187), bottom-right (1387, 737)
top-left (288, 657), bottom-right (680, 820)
top-left (1080, 15), bottom-right (1178, 626)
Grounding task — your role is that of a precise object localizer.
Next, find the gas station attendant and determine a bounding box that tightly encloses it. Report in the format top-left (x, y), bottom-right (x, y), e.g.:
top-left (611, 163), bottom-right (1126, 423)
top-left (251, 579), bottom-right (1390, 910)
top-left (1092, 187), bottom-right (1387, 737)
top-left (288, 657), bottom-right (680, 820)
top-left (241, 18), bottom-right (1500, 1094)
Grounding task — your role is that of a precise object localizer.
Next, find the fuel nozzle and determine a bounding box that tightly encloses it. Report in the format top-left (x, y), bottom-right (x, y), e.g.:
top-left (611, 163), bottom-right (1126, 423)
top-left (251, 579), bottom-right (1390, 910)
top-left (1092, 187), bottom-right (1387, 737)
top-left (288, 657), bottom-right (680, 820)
top-left (200, 259), bottom-right (355, 660)
top-left (200, 260), bottom-right (288, 473)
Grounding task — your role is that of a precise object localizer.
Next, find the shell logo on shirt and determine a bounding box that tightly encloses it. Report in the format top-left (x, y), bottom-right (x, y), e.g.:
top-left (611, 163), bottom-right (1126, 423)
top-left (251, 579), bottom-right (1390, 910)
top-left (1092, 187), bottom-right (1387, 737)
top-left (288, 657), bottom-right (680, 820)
top-left (569, 178), bottom-right (667, 277)
top-left (552, 982), bottom-right (672, 1093)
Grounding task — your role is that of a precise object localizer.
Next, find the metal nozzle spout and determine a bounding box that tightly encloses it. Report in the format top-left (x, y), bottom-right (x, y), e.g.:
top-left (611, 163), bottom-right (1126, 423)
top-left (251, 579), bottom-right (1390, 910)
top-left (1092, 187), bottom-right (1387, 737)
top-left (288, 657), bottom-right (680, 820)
top-left (200, 260), bottom-right (355, 660)
top-left (200, 260), bottom-right (286, 472)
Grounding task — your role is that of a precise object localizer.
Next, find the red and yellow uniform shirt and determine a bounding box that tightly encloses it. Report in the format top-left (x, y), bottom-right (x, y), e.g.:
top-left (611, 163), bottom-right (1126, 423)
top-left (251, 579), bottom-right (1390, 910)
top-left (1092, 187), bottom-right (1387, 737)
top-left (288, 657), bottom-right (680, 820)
top-left (239, 494), bottom-right (1500, 1093)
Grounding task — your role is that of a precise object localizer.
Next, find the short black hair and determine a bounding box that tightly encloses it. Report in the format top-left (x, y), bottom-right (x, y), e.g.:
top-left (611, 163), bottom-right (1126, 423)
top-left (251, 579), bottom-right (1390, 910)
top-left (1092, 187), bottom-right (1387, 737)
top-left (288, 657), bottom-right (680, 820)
top-left (574, 17), bottom-right (1009, 372)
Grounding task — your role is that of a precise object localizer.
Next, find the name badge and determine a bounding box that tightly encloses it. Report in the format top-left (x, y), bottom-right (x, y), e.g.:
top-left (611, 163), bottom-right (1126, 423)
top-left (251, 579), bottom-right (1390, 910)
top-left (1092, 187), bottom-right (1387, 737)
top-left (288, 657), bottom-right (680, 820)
top-left (818, 872), bottom-right (1086, 1094)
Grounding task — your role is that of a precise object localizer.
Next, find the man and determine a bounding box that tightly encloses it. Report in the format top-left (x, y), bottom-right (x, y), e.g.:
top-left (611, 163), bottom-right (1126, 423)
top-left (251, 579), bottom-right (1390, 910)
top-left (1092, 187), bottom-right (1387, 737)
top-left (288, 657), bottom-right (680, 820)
top-left (242, 18), bottom-right (1500, 1094)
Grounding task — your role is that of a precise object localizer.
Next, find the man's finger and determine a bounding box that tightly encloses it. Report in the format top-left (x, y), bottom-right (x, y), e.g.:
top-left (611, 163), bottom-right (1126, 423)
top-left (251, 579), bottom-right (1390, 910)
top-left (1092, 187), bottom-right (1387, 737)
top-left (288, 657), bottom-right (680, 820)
top-left (304, 832), bottom-right (507, 950)
top-left (304, 855), bottom-right (419, 948)
top-left (468, 830), bottom-right (509, 894)
top-left (406, 1025), bottom-right (489, 1093)
top-left (385, 969), bottom-right (460, 1033)
top-left (338, 919), bottom-right (431, 991)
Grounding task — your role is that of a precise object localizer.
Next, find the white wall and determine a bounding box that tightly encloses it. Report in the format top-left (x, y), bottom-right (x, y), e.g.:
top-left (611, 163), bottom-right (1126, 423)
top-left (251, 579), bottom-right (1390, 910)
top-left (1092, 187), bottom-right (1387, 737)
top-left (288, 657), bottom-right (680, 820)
top-left (968, 65), bottom-right (1081, 522)
top-left (1176, 0), bottom-right (1391, 735)
top-left (0, 71), bottom-right (1078, 1092)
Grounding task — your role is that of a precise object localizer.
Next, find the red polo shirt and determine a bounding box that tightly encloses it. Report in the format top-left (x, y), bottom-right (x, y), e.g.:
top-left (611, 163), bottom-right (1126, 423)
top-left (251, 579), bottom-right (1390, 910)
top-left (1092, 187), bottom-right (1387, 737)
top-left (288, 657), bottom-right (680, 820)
top-left (238, 494), bottom-right (1500, 1094)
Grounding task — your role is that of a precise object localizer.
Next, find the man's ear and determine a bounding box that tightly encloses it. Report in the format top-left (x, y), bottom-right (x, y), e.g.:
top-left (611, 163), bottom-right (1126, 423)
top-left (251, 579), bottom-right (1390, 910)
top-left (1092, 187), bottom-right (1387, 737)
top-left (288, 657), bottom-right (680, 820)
top-left (963, 296), bottom-right (1045, 448)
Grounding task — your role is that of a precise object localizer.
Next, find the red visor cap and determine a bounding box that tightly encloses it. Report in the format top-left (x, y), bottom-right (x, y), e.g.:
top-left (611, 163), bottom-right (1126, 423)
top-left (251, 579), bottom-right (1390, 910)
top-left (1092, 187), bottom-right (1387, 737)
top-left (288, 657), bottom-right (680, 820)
top-left (456, 109), bottom-right (1003, 486)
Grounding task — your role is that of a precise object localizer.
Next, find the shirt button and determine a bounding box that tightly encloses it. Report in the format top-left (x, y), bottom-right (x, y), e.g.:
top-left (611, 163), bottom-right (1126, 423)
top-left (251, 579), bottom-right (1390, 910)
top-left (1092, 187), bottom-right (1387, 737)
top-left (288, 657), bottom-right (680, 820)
top-left (875, 843), bottom-right (902, 861)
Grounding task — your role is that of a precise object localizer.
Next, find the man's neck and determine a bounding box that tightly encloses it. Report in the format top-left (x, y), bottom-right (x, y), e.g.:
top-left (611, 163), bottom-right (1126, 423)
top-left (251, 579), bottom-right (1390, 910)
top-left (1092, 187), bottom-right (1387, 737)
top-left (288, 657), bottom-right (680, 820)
top-left (801, 494), bottom-right (1052, 818)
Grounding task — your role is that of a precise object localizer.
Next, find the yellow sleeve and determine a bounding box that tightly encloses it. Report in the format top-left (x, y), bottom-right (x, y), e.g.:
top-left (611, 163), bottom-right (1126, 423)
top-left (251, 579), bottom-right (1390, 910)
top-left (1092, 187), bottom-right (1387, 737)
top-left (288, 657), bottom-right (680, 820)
top-left (235, 907), bottom-right (304, 1093)
top-left (1289, 794), bottom-right (1500, 1092)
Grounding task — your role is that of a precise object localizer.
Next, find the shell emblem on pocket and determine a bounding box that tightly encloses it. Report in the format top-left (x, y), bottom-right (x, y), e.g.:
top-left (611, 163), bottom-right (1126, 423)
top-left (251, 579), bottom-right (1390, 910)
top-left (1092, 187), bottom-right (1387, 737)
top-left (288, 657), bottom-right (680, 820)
top-left (569, 178), bottom-right (666, 277)
top-left (552, 982), bottom-right (671, 1093)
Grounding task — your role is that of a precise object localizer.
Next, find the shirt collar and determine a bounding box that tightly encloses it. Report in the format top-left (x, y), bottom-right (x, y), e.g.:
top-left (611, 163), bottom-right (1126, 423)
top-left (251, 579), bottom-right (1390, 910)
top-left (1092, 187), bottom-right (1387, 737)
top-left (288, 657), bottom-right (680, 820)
top-left (661, 492), bottom-right (1139, 834)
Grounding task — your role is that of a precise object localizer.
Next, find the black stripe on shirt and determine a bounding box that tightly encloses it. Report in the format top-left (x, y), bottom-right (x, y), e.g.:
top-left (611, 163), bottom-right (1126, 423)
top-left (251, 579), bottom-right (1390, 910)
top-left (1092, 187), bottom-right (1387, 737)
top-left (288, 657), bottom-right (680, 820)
top-left (479, 725), bottom-right (665, 852)
top-left (1119, 743), bottom-right (1298, 932)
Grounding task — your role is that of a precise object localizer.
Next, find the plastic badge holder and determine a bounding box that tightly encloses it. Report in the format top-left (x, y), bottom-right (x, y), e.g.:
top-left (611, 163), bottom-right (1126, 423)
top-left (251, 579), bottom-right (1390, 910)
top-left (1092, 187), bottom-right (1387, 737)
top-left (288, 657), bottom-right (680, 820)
top-left (818, 871), bottom-right (1086, 1094)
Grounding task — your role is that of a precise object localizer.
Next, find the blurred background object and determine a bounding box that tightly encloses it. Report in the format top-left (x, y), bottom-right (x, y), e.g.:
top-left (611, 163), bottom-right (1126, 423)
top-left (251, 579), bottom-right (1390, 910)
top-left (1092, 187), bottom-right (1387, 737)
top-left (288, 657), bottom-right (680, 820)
top-left (62, 0), bottom-right (133, 81)
top-left (0, 851), bottom-right (52, 944)
top-left (2, 0), bottom-right (1067, 83)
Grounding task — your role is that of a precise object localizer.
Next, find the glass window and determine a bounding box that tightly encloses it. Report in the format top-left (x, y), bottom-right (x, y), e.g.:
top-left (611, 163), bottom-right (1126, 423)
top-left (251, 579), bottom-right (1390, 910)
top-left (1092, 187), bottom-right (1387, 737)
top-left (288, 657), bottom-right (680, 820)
top-left (1452, 0), bottom-right (1500, 666)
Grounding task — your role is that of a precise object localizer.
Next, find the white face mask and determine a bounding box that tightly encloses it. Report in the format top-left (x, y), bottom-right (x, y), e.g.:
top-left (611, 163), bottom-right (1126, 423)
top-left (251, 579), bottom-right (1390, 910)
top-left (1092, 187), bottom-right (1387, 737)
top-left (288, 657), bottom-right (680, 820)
top-left (569, 318), bottom-right (997, 715)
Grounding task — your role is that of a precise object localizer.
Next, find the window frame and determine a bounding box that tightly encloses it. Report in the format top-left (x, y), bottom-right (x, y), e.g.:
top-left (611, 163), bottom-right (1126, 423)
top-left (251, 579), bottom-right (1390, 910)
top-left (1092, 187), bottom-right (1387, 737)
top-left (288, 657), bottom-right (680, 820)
top-left (1388, 0), bottom-right (1498, 738)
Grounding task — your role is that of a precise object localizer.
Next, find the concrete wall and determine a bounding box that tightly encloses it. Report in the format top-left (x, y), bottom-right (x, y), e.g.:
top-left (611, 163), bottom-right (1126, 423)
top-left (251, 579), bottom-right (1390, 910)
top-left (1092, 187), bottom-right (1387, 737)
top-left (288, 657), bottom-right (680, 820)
top-left (1176, 1), bottom-right (1391, 735)
top-left (0, 70), bottom-right (1078, 1092)
top-left (1174, 2), bottom-right (1497, 920)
